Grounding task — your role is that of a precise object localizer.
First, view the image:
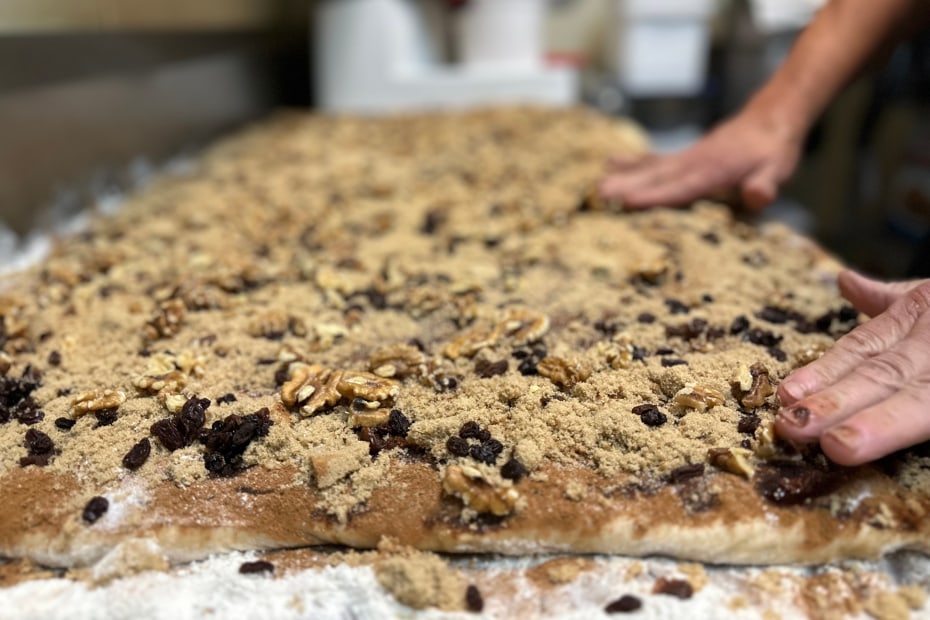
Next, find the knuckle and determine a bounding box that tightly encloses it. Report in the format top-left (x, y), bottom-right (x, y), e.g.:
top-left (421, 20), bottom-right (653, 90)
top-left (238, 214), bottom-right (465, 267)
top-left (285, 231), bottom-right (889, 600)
top-left (835, 326), bottom-right (885, 357)
top-left (900, 283), bottom-right (930, 321)
top-left (857, 351), bottom-right (913, 389)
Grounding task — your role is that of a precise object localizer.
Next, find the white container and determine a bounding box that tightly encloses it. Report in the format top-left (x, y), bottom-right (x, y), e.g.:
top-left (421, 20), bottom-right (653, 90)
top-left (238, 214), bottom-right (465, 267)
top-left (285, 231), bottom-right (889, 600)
top-left (609, 0), bottom-right (715, 97)
top-left (455, 0), bottom-right (546, 72)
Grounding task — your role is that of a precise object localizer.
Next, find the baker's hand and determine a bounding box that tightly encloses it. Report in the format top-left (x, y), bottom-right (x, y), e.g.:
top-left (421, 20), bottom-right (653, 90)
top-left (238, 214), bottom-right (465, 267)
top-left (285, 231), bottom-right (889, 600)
top-left (599, 110), bottom-right (803, 211)
top-left (776, 270), bottom-right (930, 465)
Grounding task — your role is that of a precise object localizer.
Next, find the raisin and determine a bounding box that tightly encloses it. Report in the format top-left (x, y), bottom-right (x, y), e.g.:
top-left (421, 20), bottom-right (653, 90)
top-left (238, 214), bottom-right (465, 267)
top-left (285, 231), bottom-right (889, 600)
top-left (655, 347), bottom-right (675, 356)
top-left (706, 326), bottom-right (725, 340)
top-left (94, 409), bottom-right (119, 428)
top-left (469, 442), bottom-right (500, 465)
top-left (701, 293), bottom-right (714, 303)
top-left (631, 404), bottom-right (658, 416)
top-left (661, 358), bottom-right (688, 368)
top-left (465, 584), bottom-right (484, 613)
top-left (122, 438), bottom-right (151, 470)
top-left (47, 351), bottom-right (62, 367)
top-left (665, 318), bottom-right (707, 340)
top-left (273, 365), bottom-right (290, 386)
top-left (216, 393), bottom-right (237, 405)
top-left (754, 463), bottom-right (846, 505)
top-left (517, 358), bottom-right (539, 376)
top-left (605, 595), bottom-right (642, 613)
top-left (16, 403), bottom-right (44, 425)
top-left (668, 463), bottom-right (704, 484)
top-left (636, 312), bottom-right (656, 324)
top-left (201, 407), bottom-right (273, 477)
top-left (594, 320), bottom-right (620, 335)
top-left (700, 231), bottom-right (720, 245)
top-left (837, 305), bottom-right (859, 323)
top-left (178, 396), bottom-right (209, 444)
top-left (420, 209), bottom-right (447, 235)
top-left (434, 375), bottom-right (458, 392)
top-left (737, 415), bottom-right (761, 434)
top-left (24, 428), bottom-right (54, 455)
top-left (757, 306), bottom-right (790, 324)
top-left (54, 417), bottom-right (76, 431)
top-left (664, 299), bottom-right (689, 315)
top-left (767, 347), bottom-right (788, 362)
top-left (501, 457), bottom-right (528, 482)
top-left (631, 346), bottom-right (647, 361)
top-left (745, 328), bottom-right (782, 348)
top-left (729, 315), bottom-right (749, 335)
top-left (653, 577), bottom-right (693, 599)
top-left (82, 496), bottom-right (109, 524)
top-left (475, 358), bottom-right (508, 378)
top-left (639, 408), bottom-right (667, 427)
top-left (151, 418), bottom-right (184, 451)
top-left (365, 287), bottom-right (388, 310)
top-left (386, 409), bottom-right (411, 437)
top-left (446, 436), bottom-right (470, 457)
top-left (459, 421), bottom-right (481, 439)
top-left (239, 560), bottom-right (275, 575)
top-left (476, 428), bottom-right (492, 442)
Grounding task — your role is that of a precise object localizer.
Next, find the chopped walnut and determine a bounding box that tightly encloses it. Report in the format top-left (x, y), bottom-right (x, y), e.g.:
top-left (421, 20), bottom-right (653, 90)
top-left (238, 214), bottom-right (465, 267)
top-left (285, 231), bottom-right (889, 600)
top-left (144, 299), bottom-right (185, 341)
top-left (73, 389), bottom-right (126, 417)
top-left (247, 310), bottom-right (292, 340)
top-left (368, 344), bottom-right (428, 379)
top-left (707, 447), bottom-right (755, 478)
top-left (536, 356), bottom-right (591, 389)
top-left (280, 363), bottom-right (399, 416)
top-left (347, 408), bottom-right (392, 428)
top-left (752, 419), bottom-right (778, 459)
top-left (133, 351), bottom-right (204, 397)
top-left (443, 325), bottom-right (499, 360)
top-left (501, 308), bottom-right (550, 346)
top-left (738, 363), bottom-right (775, 409)
top-left (133, 370), bottom-right (187, 395)
top-left (672, 385), bottom-right (725, 412)
top-left (443, 465), bottom-right (519, 517)
top-left (795, 343), bottom-right (828, 366)
top-left (164, 393), bottom-right (188, 413)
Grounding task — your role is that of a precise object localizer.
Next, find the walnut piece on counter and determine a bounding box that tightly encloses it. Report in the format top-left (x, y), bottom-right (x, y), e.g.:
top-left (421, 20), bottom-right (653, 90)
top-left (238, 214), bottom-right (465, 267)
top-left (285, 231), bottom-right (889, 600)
top-left (443, 325), bottom-right (499, 360)
top-left (672, 385), bottom-right (725, 413)
top-left (501, 308), bottom-right (550, 346)
top-left (442, 465), bottom-right (519, 517)
top-left (72, 389), bottom-right (126, 417)
top-left (736, 363), bottom-right (775, 410)
top-left (368, 344), bottom-right (429, 379)
top-left (536, 356), bottom-right (591, 389)
top-left (280, 363), bottom-right (399, 416)
top-left (144, 299), bottom-right (186, 341)
top-left (707, 447), bottom-right (755, 479)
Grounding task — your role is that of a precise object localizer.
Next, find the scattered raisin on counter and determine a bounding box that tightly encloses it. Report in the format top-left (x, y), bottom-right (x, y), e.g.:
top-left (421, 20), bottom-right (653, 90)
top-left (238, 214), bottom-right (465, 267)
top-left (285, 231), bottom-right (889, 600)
top-left (202, 407), bottom-right (274, 477)
top-left (737, 415), bottom-right (761, 435)
top-left (82, 496), bottom-right (109, 524)
top-left (94, 409), bottom-right (119, 428)
top-left (54, 417), bottom-right (76, 431)
top-left (465, 584), bottom-right (484, 613)
top-left (47, 351), bottom-right (62, 367)
top-left (21, 428), bottom-right (55, 467)
top-left (475, 358), bottom-right (508, 378)
top-left (653, 577), bottom-right (693, 599)
top-left (632, 404), bottom-right (667, 427)
top-left (239, 560), bottom-right (275, 575)
top-left (605, 595), bottom-right (642, 613)
top-left (151, 395), bottom-right (210, 451)
top-left (216, 393), bottom-right (237, 405)
top-left (386, 409), bottom-right (411, 437)
top-left (660, 358), bottom-right (688, 368)
top-left (500, 457), bottom-right (528, 482)
top-left (122, 438), bottom-right (152, 470)
top-left (446, 436), bottom-right (470, 457)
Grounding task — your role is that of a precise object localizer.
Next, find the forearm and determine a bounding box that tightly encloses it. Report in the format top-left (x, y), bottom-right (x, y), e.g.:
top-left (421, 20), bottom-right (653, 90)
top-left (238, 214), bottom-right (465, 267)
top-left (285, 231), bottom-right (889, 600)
top-left (744, 0), bottom-right (927, 140)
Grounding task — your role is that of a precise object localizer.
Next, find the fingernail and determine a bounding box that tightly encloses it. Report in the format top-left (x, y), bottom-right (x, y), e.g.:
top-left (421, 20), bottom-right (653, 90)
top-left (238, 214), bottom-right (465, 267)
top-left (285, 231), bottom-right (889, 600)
top-left (779, 379), bottom-right (804, 403)
top-left (778, 405), bottom-right (811, 428)
top-left (824, 425), bottom-right (859, 451)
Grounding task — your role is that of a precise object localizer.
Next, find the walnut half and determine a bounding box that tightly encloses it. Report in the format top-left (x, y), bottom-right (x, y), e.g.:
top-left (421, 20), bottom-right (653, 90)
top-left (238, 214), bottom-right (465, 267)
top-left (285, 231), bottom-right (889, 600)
top-left (72, 389), bottom-right (126, 417)
top-left (280, 363), bottom-right (400, 417)
top-left (737, 363), bottom-right (775, 410)
top-left (536, 356), bottom-right (591, 389)
top-left (672, 385), bottom-right (725, 412)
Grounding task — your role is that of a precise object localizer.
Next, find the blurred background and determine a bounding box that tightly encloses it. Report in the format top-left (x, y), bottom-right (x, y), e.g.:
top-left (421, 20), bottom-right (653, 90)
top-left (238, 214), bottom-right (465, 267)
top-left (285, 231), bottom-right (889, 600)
top-left (1, 0), bottom-right (929, 276)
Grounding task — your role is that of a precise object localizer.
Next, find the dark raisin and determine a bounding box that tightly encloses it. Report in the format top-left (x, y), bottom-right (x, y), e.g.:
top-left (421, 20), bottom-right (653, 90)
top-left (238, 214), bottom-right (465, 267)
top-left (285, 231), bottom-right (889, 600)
top-left (408, 338), bottom-right (427, 352)
top-left (631, 404), bottom-right (658, 415)
top-left (55, 417), bottom-right (76, 431)
top-left (435, 375), bottom-right (458, 392)
top-left (636, 312), bottom-right (656, 324)
top-left (459, 421), bottom-right (481, 439)
top-left (24, 428), bottom-right (54, 455)
top-left (639, 408), bottom-right (667, 427)
top-left (745, 328), bottom-right (783, 348)
top-left (668, 463), bottom-right (705, 483)
top-left (706, 326), bottom-right (725, 340)
top-left (500, 457), bottom-right (528, 482)
top-left (122, 438), bottom-right (151, 470)
top-left (465, 584), bottom-right (484, 613)
top-left (151, 418), bottom-right (184, 451)
top-left (201, 407), bottom-right (273, 477)
top-left (446, 436), bottom-right (470, 457)
top-left (655, 347), bottom-right (675, 356)
top-left (517, 358), bottom-right (539, 375)
top-left (387, 409), bottom-right (411, 437)
top-left (757, 306), bottom-right (789, 324)
top-left (837, 305), bottom-right (859, 322)
top-left (16, 404), bottom-right (44, 425)
top-left (664, 299), bottom-right (689, 315)
top-left (178, 396), bottom-right (209, 445)
top-left (239, 560), bottom-right (275, 575)
top-left (654, 577), bottom-right (693, 599)
top-left (94, 409), bottom-right (119, 428)
top-left (469, 442), bottom-right (499, 465)
top-left (701, 294), bottom-right (715, 304)
top-left (475, 358), bottom-right (508, 378)
top-left (631, 346), bottom-right (647, 361)
top-left (665, 318), bottom-right (707, 340)
top-left (737, 415), bottom-right (761, 434)
top-left (352, 397), bottom-right (368, 411)
top-left (420, 209), bottom-right (447, 235)
top-left (661, 358), bottom-right (688, 368)
top-left (216, 393), bottom-right (237, 405)
top-left (729, 315), bottom-right (749, 335)
top-left (273, 365), bottom-right (290, 386)
top-left (56, 388), bottom-right (72, 397)
top-left (605, 594), bottom-right (642, 613)
top-left (767, 347), bottom-right (788, 362)
top-left (47, 351), bottom-right (62, 367)
top-left (700, 231), bottom-right (720, 245)
top-left (82, 496), bottom-right (109, 524)
top-left (511, 349), bottom-right (529, 360)
top-left (594, 320), bottom-right (620, 335)
top-left (476, 428), bottom-right (492, 442)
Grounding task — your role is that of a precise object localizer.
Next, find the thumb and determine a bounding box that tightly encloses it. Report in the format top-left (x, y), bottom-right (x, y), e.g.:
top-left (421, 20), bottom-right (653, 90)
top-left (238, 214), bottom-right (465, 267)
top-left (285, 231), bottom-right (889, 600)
top-left (837, 269), bottom-right (925, 317)
top-left (739, 168), bottom-right (777, 211)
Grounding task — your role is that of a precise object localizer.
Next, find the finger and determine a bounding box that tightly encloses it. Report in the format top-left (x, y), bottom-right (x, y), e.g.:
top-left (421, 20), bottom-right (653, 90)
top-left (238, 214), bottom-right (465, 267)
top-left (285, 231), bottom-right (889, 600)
top-left (819, 382), bottom-right (930, 466)
top-left (599, 159), bottom-right (679, 203)
top-left (837, 270), bottom-right (927, 318)
top-left (777, 285), bottom-right (930, 404)
top-left (607, 153), bottom-right (657, 171)
top-left (775, 332), bottom-right (928, 443)
top-left (739, 166), bottom-right (778, 211)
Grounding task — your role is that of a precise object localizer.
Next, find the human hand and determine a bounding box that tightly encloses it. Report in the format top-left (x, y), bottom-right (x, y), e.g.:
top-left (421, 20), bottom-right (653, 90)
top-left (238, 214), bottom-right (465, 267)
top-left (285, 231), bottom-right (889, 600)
top-left (599, 110), bottom-right (803, 211)
top-left (775, 270), bottom-right (930, 465)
